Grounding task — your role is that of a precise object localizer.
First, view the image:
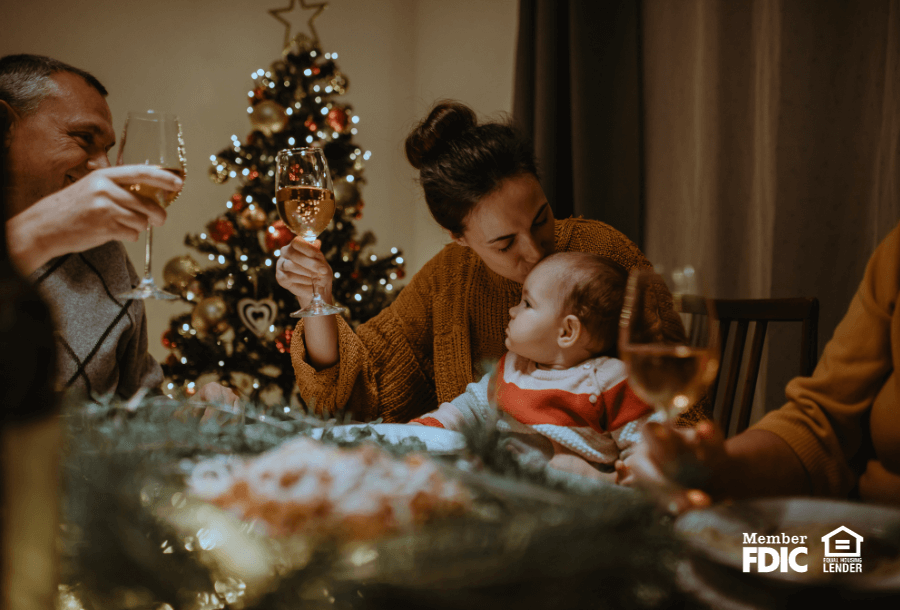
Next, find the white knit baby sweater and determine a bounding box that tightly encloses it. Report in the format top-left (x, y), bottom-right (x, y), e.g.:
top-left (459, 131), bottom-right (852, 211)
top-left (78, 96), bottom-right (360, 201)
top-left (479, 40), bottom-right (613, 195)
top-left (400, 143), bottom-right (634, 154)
top-left (411, 352), bottom-right (661, 465)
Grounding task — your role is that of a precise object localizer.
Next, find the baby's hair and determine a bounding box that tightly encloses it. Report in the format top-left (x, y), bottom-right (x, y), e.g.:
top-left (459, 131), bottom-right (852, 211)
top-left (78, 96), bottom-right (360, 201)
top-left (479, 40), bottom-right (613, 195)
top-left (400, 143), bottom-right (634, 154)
top-left (542, 252), bottom-right (629, 355)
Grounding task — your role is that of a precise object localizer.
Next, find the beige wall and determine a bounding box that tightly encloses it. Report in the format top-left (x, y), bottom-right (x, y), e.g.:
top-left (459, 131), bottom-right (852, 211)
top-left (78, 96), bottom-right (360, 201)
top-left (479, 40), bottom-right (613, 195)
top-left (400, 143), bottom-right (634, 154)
top-left (1, 0), bottom-right (518, 362)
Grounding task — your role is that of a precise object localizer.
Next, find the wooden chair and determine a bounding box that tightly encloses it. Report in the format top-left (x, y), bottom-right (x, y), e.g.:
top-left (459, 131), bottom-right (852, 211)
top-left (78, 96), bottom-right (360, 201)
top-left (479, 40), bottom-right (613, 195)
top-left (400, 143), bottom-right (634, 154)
top-left (679, 296), bottom-right (819, 436)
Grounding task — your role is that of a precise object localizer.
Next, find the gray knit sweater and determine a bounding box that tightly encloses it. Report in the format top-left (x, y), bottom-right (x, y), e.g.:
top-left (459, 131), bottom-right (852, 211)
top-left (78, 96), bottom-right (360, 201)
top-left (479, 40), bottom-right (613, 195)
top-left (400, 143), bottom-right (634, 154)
top-left (29, 241), bottom-right (163, 399)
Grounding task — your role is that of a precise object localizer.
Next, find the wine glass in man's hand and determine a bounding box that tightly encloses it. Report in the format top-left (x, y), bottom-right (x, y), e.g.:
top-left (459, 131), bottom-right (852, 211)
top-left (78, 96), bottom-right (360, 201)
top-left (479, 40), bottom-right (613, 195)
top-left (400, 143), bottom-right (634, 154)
top-left (116, 110), bottom-right (185, 300)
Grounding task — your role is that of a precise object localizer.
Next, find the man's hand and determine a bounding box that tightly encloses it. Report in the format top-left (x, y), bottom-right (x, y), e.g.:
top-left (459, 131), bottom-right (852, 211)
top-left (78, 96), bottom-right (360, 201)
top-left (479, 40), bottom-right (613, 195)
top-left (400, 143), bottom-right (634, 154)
top-left (6, 165), bottom-right (182, 275)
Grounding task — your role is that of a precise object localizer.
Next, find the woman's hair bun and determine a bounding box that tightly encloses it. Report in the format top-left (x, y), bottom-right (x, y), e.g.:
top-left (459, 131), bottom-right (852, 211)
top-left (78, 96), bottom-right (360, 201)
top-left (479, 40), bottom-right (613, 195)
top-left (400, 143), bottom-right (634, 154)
top-left (405, 100), bottom-right (477, 169)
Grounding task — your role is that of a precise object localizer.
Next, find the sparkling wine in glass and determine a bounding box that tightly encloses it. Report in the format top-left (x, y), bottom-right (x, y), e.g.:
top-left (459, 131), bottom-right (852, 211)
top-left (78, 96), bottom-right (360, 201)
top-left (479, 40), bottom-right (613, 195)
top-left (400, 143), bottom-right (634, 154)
top-left (116, 110), bottom-right (185, 300)
top-left (618, 266), bottom-right (720, 420)
top-left (275, 147), bottom-right (344, 317)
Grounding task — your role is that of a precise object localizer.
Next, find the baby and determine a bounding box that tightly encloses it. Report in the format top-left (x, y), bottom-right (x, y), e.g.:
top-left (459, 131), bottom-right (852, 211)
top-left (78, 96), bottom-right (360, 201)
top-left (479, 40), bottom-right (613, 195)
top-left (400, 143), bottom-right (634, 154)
top-left (411, 252), bottom-right (661, 482)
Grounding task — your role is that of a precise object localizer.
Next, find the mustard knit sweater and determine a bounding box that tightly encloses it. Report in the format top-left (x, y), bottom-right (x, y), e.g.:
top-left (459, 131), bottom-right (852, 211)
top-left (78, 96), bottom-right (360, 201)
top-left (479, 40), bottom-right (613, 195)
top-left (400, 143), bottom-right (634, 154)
top-left (752, 222), bottom-right (900, 500)
top-left (291, 218), bottom-right (703, 425)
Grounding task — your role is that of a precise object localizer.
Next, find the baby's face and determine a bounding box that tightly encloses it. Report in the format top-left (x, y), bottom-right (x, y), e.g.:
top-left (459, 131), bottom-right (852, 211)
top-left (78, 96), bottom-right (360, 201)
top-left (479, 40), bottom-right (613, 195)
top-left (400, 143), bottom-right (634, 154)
top-left (505, 260), bottom-right (567, 363)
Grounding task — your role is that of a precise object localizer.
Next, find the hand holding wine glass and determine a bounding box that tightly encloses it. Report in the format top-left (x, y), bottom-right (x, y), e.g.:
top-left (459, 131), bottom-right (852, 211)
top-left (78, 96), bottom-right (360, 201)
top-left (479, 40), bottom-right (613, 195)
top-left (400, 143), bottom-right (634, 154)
top-left (116, 110), bottom-right (186, 300)
top-left (274, 147), bottom-right (344, 318)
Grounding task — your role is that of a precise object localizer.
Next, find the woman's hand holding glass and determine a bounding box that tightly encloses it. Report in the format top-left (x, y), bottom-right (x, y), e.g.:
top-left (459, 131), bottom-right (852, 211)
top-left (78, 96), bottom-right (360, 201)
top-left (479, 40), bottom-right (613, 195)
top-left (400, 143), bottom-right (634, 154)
top-left (619, 420), bottom-right (726, 512)
top-left (274, 147), bottom-right (343, 317)
top-left (276, 236), bottom-right (335, 309)
top-left (617, 265), bottom-right (721, 509)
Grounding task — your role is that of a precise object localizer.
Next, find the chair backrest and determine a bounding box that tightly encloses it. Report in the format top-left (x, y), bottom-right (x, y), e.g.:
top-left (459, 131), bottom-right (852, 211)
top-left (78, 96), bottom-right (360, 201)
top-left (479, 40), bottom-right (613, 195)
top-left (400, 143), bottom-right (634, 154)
top-left (678, 296), bottom-right (819, 436)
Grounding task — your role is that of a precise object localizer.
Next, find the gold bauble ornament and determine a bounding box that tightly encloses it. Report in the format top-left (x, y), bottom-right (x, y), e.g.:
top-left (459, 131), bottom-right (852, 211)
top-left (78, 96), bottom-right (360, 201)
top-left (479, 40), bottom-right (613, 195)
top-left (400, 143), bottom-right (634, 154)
top-left (208, 158), bottom-right (229, 184)
top-left (240, 204), bottom-right (268, 230)
top-left (163, 255), bottom-right (200, 293)
top-left (191, 296), bottom-right (229, 335)
top-left (249, 100), bottom-right (288, 137)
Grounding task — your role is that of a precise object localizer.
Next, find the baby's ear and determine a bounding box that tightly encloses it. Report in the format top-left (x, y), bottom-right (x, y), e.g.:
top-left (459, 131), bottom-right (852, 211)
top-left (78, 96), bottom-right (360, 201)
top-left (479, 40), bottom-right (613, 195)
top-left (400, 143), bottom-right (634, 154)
top-left (558, 314), bottom-right (582, 348)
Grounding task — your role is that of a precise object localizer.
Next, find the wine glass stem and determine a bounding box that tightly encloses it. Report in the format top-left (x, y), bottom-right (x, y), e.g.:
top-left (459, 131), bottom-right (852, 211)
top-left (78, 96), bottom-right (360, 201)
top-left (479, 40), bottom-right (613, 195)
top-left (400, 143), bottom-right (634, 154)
top-left (143, 226), bottom-right (154, 280)
top-left (311, 275), bottom-right (323, 304)
top-left (306, 236), bottom-right (324, 304)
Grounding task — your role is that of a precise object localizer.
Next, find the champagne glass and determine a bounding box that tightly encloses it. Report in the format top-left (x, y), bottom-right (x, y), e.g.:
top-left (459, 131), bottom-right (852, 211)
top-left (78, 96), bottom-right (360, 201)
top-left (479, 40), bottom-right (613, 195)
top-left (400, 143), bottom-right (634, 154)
top-left (116, 111), bottom-right (185, 300)
top-left (618, 266), bottom-right (720, 420)
top-left (275, 147), bottom-right (344, 317)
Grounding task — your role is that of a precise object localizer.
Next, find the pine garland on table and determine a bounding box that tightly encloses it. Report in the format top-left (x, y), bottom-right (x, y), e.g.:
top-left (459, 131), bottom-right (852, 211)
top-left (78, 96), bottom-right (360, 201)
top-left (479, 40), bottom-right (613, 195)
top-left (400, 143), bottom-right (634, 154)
top-left (59, 393), bottom-right (684, 610)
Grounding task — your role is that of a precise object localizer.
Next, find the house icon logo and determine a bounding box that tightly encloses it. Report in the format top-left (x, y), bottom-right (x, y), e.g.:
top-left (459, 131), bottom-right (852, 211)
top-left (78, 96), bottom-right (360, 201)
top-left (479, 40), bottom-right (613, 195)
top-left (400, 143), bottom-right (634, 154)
top-left (821, 526), bottom-right (863, 558)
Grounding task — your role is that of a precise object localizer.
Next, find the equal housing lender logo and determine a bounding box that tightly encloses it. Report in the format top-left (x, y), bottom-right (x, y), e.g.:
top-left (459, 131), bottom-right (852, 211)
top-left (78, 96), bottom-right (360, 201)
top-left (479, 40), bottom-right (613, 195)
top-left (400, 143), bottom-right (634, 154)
top-left (741, 526), bottom-right (863, 574)
top-left (821, 526), bottom-right (864, 573)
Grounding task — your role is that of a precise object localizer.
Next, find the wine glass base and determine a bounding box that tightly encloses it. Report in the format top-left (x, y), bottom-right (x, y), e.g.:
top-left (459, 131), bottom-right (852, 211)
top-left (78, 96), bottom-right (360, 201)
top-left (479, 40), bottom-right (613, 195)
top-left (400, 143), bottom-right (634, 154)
top-left (118, 279), bottom-right (178, 301)
top-left (290, 302), bottom-right (346, 318)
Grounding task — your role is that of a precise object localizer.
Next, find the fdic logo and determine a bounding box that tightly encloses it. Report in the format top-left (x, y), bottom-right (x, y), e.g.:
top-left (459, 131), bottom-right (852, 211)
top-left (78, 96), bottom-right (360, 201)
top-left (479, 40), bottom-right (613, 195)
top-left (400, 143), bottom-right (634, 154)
top-left (742, 533), bottom-right (808, 573)
top-left (742, 526), bottom-right (864, 574)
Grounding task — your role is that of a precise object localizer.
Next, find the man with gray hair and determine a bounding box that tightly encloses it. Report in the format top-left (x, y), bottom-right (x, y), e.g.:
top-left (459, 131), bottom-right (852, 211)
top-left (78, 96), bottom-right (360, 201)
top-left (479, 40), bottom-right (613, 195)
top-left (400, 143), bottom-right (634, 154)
top-left (2, 54), bottom-right (236, 404)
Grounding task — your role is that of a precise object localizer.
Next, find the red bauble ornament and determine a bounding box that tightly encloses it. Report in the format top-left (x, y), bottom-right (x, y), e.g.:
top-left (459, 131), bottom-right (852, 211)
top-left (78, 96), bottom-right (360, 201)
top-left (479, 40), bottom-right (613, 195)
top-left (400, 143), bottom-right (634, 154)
top-left (162, 329), bottom-right (175, 349)
top-left (304, 117), bottom-right (317, 132)
top-left (395, 268), bottom-right (406, 279)
top-left (265, 220), bottom-right (294, 252)
top-left (275, 328), bottom-right (293, 354)
top-left (209, 217), bottom-right (235, 243)
top-left (325, 107), bottom-right (348, 132)
top-left (310, 65), bottom-right (321, 76)
top-left (356, 199), bottom-right (365, 209)
top-left (248, 169), bottom-right (260, 181)
top-left (231, 193), bottom-right (245, 211)
top-left (252, 87), bottom-right (265, 100)
top-left (348, 241), bottom-right (360, 251)
top-left (351, 270), bottom-right (361, 280)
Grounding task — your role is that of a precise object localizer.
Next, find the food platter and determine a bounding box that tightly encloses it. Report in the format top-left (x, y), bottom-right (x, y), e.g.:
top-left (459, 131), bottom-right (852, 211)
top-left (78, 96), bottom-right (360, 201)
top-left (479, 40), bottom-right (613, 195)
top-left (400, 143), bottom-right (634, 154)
top-left (309, 423), bottom-right (468, 453)
top-left (675, 497), bottom-right (900, 592)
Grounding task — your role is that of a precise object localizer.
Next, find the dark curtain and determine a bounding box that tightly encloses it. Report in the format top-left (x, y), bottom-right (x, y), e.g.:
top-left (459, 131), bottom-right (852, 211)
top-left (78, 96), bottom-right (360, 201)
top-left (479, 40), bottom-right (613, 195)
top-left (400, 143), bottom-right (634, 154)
top-left (513, 0), bottom-right (645, 248)
top-left (516, 0), bottom-right (900, 423)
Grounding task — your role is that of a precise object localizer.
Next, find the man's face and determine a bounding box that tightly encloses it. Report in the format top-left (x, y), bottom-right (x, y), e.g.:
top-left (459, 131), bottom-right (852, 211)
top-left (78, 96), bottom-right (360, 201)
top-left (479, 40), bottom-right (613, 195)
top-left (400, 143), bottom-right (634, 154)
top-left (5, 71), bottom-right (115, 216)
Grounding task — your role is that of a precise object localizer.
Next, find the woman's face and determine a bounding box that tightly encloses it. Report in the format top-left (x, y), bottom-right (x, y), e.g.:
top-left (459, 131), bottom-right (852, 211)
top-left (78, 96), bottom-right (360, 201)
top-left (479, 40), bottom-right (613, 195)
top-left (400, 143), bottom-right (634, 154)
top-left (453, 173), bottom-right (555, 284)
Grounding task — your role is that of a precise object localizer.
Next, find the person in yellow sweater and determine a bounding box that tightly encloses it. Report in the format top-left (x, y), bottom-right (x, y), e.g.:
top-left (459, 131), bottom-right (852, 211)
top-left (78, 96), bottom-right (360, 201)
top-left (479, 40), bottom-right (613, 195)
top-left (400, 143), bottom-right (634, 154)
top-left (622, 222), bottom-right (900, 508)
top-left (276, 101), bottom-right (699, 425)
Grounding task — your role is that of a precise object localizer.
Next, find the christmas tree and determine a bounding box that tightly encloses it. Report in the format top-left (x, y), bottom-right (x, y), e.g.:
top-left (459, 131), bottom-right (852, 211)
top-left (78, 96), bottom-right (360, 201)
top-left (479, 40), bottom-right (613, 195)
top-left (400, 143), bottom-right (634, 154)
top-left (160, 16), bottom-right (406, 407)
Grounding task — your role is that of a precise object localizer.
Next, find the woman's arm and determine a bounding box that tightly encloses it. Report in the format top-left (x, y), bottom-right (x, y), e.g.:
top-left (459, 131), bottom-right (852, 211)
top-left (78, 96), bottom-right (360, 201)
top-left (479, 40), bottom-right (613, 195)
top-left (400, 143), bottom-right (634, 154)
top-left (628, 422), bottom-right (809, 502)
top-left (276, 237), bottom-right (340, 368)
top-left (289, 251), bottom-right (446, 422)
top-left (627, 222), bottom-right (900, 504)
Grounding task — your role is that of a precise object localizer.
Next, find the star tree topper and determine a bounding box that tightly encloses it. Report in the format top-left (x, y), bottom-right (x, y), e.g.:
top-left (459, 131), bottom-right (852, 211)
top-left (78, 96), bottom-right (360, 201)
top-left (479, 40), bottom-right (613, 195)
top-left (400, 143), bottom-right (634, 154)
top-left (269, 0), bottom-right (328, 48)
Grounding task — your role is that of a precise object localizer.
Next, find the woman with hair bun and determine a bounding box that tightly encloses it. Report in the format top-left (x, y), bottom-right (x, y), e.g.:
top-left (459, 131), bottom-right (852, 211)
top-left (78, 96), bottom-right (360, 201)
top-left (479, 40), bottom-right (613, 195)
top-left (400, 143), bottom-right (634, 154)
top-left (276, 101), bottom-right (698, 425)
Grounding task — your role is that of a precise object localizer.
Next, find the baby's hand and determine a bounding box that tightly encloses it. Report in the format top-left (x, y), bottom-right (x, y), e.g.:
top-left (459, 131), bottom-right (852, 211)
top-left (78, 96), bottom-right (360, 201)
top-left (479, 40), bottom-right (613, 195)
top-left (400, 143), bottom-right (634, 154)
top-left (614, 460), bottom-right (634, 486)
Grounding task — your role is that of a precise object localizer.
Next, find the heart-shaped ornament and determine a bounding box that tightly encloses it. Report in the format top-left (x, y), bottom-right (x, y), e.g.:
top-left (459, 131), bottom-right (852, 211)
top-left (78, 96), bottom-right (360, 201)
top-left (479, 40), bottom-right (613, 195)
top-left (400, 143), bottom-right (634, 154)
top-left (237, 298), bottom-right (278, 337)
